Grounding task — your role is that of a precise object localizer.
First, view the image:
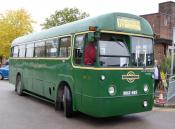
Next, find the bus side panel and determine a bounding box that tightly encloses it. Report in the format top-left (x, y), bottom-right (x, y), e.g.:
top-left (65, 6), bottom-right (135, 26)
top-left (23, 60), bottom-right (34, 92)
top-left (41, 60), bottom-right (57, 100)
top-left (10, 59), bottom-right (25, 85)
top-left (30, 59), bottom-right (58, 100)
top-left (72, 67), bottom-right (86, 111)
top-left (73, 68), bottom-right (101, 112)
top-left (9, 59), bottom-right (17, 84)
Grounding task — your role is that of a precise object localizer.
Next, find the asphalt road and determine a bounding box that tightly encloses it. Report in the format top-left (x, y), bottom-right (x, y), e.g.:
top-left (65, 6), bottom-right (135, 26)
top-left (0, 80), bottom-right (175, 129)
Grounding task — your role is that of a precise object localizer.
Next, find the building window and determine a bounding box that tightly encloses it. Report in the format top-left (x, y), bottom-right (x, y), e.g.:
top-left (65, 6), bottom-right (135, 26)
top-left (26, 43), bottom-right (34, 57)
top-left (59, 37), bottom-right (71, 57)
top-left (46, 38), bottom-right (58, 57)
top-left (35, 41), bottom-right (45, 57)
top-left (164, 15), bottom-right (170, 26)
top-left (164, 18), bottom-right (168, 26)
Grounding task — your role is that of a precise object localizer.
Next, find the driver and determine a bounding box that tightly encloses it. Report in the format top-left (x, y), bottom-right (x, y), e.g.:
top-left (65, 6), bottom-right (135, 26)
top-left (84, 42), bottom-right (96, 65)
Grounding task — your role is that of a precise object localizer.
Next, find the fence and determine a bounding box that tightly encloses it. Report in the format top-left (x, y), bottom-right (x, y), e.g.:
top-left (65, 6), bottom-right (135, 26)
top-left (167, 76), bottom-right (175, 101)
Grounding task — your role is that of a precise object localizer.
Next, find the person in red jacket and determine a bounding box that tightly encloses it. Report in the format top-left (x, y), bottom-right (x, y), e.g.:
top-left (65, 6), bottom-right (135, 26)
top-left (84, 42), bottom-right (96, 65)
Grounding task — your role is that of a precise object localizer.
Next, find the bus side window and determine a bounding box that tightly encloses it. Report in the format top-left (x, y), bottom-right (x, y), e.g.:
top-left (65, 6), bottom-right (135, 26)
top-left (59, 37), bottom-right (71, 57)
top-left (19, 45), bottom-right (26, 58)
top-left (13, 46), bottom-right (19, 57)
top-left (35, 41), bottom-right (45, 57)
top-left (46, 38), bottom-right (58, 57)
top-left (74, 34), bottom-right (85, 64)
top-left (26, 43), bottom-right (34, 58)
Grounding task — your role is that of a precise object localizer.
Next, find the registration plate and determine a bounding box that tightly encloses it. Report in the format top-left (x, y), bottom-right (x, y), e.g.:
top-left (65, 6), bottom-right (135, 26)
top-left (123, 90), bottom-right (138, 96)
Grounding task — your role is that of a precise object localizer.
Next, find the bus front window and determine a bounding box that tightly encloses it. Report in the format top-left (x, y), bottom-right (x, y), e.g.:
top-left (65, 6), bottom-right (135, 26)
top-left (99, 38), bottom-right (130, 67)
top-left (131, 37), bottom-right (153, 67)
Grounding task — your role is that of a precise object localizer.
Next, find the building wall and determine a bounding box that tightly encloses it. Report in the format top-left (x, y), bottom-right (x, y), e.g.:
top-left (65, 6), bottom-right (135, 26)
top-left (154, 44), bottom-right (167, 64)
top-left (159, 14), bottom-right (171, 39)
top-left (141, 1), bottom-right (175, 63)
top-left (142, 12), bottom-right (172, 40)
top-left (159, 1), bottom-right (175, 39)
top-left (142, 14), bottom-right (160, 35)
top-left (159, 2), bottom-right (172, 14)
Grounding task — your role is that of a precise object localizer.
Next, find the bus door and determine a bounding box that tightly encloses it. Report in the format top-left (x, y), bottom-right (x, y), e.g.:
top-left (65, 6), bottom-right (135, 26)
top-left (73, 32), bottom-right (98, 110)
top-left (73, 34), bottom-right (88, 109)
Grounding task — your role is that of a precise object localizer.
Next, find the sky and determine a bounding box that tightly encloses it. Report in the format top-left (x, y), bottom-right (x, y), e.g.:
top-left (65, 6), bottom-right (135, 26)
top-left (0, 0), bottom-right (174, 31)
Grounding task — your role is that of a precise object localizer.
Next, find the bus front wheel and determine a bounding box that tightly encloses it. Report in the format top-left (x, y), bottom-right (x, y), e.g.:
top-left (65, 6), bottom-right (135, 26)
top-left (63, 86), bottom-right (73, 118)
top-left (15, 75), bottom-right (23, 96)
top-left (55, 86), bottom-right (64, 110)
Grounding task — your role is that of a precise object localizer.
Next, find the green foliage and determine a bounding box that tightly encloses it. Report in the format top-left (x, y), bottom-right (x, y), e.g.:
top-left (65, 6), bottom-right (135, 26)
top-left (0, 9), bottom-right (34, 58)
top-left (41, 8), bottom-right (89, 29)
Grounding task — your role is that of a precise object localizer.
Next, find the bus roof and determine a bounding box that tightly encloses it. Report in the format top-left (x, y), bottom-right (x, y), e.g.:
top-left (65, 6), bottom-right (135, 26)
top-left (12, 12), bottom-right (153, 46)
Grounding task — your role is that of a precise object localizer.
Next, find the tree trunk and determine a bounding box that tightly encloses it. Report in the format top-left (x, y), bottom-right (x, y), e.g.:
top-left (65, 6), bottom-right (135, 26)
top-left (0, 56), bottom-right (2, 67)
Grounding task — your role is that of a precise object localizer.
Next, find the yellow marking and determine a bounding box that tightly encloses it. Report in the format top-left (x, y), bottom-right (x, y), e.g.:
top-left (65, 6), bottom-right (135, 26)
top-left (122, 71), bottom-right (140, 83)
top-left (58, 34), bottom-right (72, 38)
top-left (117, 17), bottom-right (141, 31)
top-left (74, 31), bottom-right (95, 35)
top-left (101, 30), bottom-right (153, 38)
top-left (72, 65), bottom-right (153, 71)
top-left (9, 57), bottom-right (70, 60)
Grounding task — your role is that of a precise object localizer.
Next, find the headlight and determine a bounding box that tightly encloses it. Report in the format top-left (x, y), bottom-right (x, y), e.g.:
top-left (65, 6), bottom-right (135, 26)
top-left (144, 84), bottom-right (149, 93)
top-left (101, 75), bottom-right (106, 80)
top-left (108, 86), bottom-right (115, 96)
top-left (143, 100), bottom-right (148, 107)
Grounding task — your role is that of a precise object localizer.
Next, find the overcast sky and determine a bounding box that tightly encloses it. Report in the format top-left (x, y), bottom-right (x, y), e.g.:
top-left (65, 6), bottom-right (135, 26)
top-left (0, 0), bottom-right (174, 31)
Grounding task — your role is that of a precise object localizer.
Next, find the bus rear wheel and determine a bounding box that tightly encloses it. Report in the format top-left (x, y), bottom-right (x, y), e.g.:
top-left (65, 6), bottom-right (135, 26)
top-left (15, 75), bottom-right (23, 96)
top-left (63, 86), bottom-right (73, 118)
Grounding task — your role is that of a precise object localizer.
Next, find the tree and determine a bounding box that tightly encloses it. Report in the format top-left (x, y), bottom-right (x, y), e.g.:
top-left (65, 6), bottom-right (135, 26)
top-left (160, 54), bottom-right (175, 75)
top-left (41, 8), bottom-right (89, 29)
top-left (0, 9), bottom-right (34, 63)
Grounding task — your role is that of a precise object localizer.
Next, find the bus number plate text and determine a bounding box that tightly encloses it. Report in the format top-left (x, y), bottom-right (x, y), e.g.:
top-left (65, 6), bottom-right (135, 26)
top-left (123, 90), bottom-right (138, 96)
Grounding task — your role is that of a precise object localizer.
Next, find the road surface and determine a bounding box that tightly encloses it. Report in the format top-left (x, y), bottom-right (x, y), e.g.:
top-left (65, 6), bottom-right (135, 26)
top-left (0, 80), bottom-right (175, 129)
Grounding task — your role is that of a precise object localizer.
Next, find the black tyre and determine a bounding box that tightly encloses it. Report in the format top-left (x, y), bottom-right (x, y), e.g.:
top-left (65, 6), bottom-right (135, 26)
top-left (55, 89), bottom-right (63, 111)
top-left (15, 75), bottom-right (23, 96)
top-left (0, 74), bottom-right (3, 80)
top-left (63, 86), bottom-right (73, 118)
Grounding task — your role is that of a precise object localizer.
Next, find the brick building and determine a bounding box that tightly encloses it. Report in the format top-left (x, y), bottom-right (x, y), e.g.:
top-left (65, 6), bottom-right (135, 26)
top-left (141, 1), bottom-right (175, 64)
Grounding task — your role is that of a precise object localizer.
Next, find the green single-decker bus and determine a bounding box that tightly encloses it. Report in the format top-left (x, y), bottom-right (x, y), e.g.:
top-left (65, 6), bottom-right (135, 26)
top-left (10, 12), bottom-right (154, 118)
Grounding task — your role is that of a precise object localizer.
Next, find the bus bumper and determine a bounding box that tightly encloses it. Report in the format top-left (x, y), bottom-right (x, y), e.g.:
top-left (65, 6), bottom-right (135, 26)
top-left (81, 94), bottom-right (154, 117)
